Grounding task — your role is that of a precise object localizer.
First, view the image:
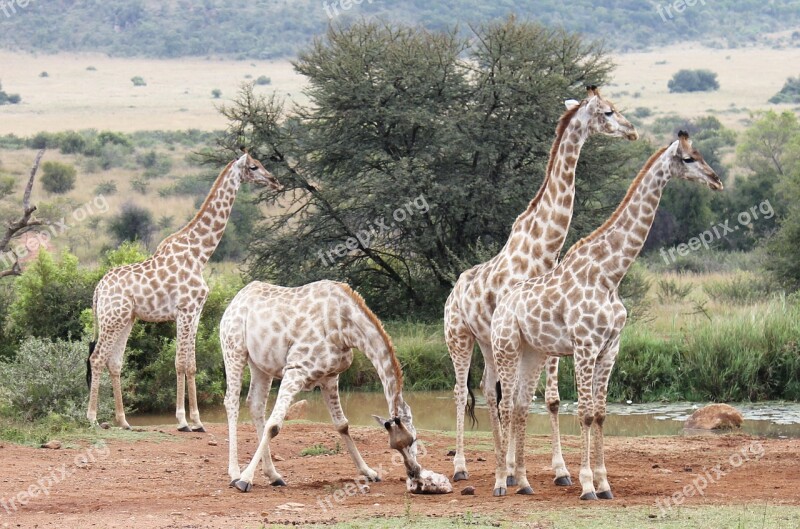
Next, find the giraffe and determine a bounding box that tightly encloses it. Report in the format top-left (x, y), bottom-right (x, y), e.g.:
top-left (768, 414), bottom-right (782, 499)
top-left (86, 148), bottom-right (282, 432)
top-left (220, 280), bottom-right (445, 492)
top-left (490, 131), bottom-right (723, 499)
top-left (444, 86), bottom-right (638, 484)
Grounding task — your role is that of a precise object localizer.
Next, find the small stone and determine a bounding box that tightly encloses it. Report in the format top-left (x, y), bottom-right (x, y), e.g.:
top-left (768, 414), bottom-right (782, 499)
top-left (684, 466), bottom-right (692, 472)
top-left (648, 514), bottom-right (657, 519)
top-left (272, 454), bottom-right (285, 462)
top-left (41, 440), bottom-right (61, 450)
top-left (652, 464), bottom-right (660, 469)
top-left (208, 440), bottom-right (218, 446)
top-left (446, 449), bottom-right (456, 456)
top-left (99, 422), bottom-right (110, 430)
top-left (261, 511), bottom-right (269, 517)
top-left (461, 486), bottom-right (475, 495)
top-left (357, 483), bottom-right (370, 494)
top-left (203, 458), bottom-right (210, 463)
top-left (477, 457), bottom-right (486, 462)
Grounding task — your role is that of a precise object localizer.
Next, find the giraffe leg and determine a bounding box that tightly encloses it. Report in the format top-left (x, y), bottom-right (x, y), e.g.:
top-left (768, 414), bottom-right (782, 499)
top-left (320, 376), bottom-right (380, 482)
top-left (246, 364), bottom-right (278, 481)
top-left (574, 349), bottom-right (598, 500)
top-left (544, 356), bottom-right (572, 486)
top-left (177, 308), bottom-right (205, 432)
top-left (222, 331), bottom-right (248, 485)
top-left (107, 320), bottom-right (134, 430)
top-left (490, 324), bottom-right (520, 497)
top-left (445, 302), bottom-right (475, 482)
top-left (511, 352), bottom-right (548, 495)
top-left (86, 335), bottom-right (108, 427)
top-left (235, 368), bottom-right (306, 491)
top-left (592, 335), bottom-right (620, 500)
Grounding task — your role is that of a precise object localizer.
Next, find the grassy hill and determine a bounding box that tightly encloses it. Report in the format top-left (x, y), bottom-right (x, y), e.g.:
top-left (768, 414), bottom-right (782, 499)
top-left (1, 0), bottom-right (800, 59)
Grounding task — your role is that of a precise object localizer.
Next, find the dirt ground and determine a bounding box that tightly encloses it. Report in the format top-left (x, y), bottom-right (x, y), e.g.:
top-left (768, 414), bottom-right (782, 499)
top-left (0, 422), bottom-right (798, 528)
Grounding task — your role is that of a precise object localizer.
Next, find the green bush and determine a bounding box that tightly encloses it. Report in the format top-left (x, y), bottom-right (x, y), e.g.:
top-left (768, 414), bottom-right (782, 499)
top-left (41, 161), bottom-right (77, 194)
top-left (212, 88), bottom-right (222, 99)
top-left (769, 76), bottom-right (800, 104)
top-left (668, 69), bottom-right (720, 93)
top-left (94, 180), bottom-right (118, 195)
top-left (656, 277), bottom-right (693, 303)
top-left (107, 203), bottom-right (155, 246)
top-left (703, 273), bottom-right (777, 304)
top-left (255, 75), bottom-right (271, 86)
top-left (0, 336), bottom-right (116, 422)
top-left (0, 81), bottom-right (21, 106)
top-left (131, 76), bottom-right (147, 87)
top-left (59, 131), bottom-right (88, 154)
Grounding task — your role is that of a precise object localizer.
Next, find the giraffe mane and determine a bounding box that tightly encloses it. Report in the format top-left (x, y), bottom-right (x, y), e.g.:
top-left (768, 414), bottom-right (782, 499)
top-left (513, 102), bottom-right (582, 225)
top-left (563, 146), bottom-right (668, 257)
top-left (336, 283), bottom-right (403, 392)
top-left (155, 159), bottom-right (236, 253)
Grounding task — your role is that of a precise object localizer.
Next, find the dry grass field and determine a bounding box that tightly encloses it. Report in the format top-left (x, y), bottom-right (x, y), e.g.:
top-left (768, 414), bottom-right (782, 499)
top-left (1, 44), bottom-right (800, 136)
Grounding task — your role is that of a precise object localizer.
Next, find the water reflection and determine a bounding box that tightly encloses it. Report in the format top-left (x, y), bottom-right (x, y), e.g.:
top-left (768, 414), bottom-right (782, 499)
top-left (131, 391), bottom-right (800, 438)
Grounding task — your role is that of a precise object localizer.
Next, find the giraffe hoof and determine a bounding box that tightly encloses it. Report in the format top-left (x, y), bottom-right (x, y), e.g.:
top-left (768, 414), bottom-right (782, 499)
top-left (270, 478), bottom-right (287, 487)
top-left (493, 487), bottom-right (507, 497)
top-left (453, 471), bottom-right (468, 482)
top-left (177, 425), bottom-right (192, 433)
top-left (367, 475), bottom-right (381, 483)
top-left (597, 490), bottom-right (614, 500)
top-left (580, 491), bottom-right (598, 501)
top-left (554, 476), bottom-right (573, 487)
top-left (516, 486), bottom-right (534, 495)
top-left (191, 426), bottom-right (206, 433)
top-left (234, 480), bottom-right (253, 493)
top-left (506, 476), bottom-right (517, 487)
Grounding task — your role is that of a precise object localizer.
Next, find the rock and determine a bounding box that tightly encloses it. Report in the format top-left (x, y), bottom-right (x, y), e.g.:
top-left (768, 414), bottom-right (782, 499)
top-left (460, 486), bottom-right (475, 495)
top-left (684, 404), bottom-right (743, 430)
top-left (208, 440), bottom-right (218, 446)
top-left (285, 400), bottom-right (308, 421)
top-left (407, 469), bottom-right (453, 495)
top-left (476, 457), bottom-right (486, 462)
top-left (276, 502), bottom-right (305, 512)
top-left (99, 422), bottom-right (110, 430)
top-left (272, 454), bottom-right (285, 462)
top-left (41, 440), bottom-right (61, 450)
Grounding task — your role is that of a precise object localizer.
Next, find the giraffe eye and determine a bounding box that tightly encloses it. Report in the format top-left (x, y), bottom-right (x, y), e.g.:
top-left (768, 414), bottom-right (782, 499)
top-left (249, 165), bottom-right (258, 171)
top-left (683, 158), bottom-right (696, 164)
top-left (604, 111), bottom-right (614, 117)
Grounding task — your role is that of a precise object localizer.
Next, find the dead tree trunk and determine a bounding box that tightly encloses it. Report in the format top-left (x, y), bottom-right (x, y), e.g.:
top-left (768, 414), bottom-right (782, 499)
top-left (0, 149), bottom-right (45, 278)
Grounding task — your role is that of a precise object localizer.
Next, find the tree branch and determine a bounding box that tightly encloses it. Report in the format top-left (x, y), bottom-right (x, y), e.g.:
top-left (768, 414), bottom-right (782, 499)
top-left (0, 149), bottom-right (45, 277)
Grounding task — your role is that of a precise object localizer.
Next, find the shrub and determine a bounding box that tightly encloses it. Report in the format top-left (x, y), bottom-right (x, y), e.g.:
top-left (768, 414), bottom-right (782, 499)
top-left (769, 76), bottom-right (800, 104)
top-left (59, 131), bottom-right (87, 154)
top-left (86, 66), bottom-right (97, 71)
top-left (656, 277), bottom-right (693, 303)
top-left (0, 336), bottom-right (117, 422)
top-left (94, 180), bottom-right (117, 195)
top-left (0, 81), bottom-right (21, 106)
top-left (255, 75), bottom-right (271, 85)
top-left (0, 174), bottom-right (15, 199)
top-left (131, 76), bottom-right (147, 87)
top-left (703, 273), bottom-right (777, 304)
top-left (632, 106), bottom-right (652, 119)
top-left (108, 203), bottom-right (155, 246)
top-left (212, 88), bottom-right (222, 99)
top-left (131, 177), bottom-right (149, 194)
top-left (41, 161), bottom-right (77, 194)
top-left (136, 149), bottom-right (172, 177)
top-left (39, 71), bottom-right (49, 78)
top-left (668, 69), bottom-right (720, 93)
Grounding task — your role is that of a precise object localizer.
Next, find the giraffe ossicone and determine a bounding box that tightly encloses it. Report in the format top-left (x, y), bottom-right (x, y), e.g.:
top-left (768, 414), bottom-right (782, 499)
top-left (86, 149), bottom-right (282, 432)
top-left (490, 131), bottom-right (722, 499)
top-left (444, 85), bottom-right (638, 485)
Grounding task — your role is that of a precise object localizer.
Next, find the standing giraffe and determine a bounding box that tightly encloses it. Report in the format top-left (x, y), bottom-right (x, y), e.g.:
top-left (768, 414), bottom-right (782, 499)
top-left (86, 149), bottom-right (282, 432)
top-left (491, 132), bottom-right (723, 499)
top-left (445, 86), bottom-right (638, 484)
top-left (221, 280), bottom-right (440, 492)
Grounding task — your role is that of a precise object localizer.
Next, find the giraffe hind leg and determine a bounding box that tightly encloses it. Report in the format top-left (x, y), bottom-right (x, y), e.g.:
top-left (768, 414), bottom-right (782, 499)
top-left (445, 303), bottom-right (475, 482)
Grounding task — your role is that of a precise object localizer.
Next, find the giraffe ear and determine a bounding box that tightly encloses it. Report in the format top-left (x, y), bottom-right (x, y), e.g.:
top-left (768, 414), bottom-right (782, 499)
top-left (372, 415), bottom-right (392, 429)
top-left (564, 99), bottom-right (580, 111)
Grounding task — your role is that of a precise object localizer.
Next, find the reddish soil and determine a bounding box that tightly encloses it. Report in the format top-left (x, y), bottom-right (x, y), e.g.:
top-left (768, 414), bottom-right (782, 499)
top-left (0, 423), bottom-right (798, 528)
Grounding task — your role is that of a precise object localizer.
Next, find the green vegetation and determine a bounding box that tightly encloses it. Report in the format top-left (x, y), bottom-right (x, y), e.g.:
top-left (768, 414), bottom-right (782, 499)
top-left (3, 1), bottom-right (800, 58)
top-left (769, 75), bottom-right (800, 104)
top-left (255, 75), bottom-right (271, 86)
top-left (211, 88), bottom-right (222, 99)
top-left (131, 76), bottom-right (146, 87)
top-left (41, 160), bottom-right (78, 194)
top-left (300, 442), bottom-right (341, 456)
top-left (667, 69), bottom-right (720, 93)
top-left (0, 81), bottom-right (21, 105)
top-left (108, 203), bottom-right (155, 246)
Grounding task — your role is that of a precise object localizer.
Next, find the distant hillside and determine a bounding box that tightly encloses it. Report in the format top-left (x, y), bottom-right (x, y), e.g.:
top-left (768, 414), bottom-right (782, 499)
top-left (0, 0), bottom-right (799, 58)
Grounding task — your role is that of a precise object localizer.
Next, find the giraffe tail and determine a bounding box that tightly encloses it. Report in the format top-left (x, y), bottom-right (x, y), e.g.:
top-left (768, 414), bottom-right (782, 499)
top-left (87, 341), bottom-right (96, 390)
top-left (87, 291), bottom-right (99, 390)
top-left (465, 361), bottom-right (478, 428)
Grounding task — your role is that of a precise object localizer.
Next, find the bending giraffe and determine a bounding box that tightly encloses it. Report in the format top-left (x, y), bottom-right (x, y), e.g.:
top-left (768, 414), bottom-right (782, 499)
top-left (444, 86), bottom-right (638, 484)
top-left (491, 132), bottom-right (723, 499)
top-left (221, 280), bottom-right (432, 492)
top-left (86, 149), bottom-right (282, 432)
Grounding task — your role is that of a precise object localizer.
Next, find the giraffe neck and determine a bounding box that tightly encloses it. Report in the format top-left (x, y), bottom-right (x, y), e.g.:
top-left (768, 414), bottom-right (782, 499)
top-left (573, 148), bottom-right (671, 289)
top-left (169, 160), bottom-right (242, 265)
top-left (504, 110), bottom-right (588, 269)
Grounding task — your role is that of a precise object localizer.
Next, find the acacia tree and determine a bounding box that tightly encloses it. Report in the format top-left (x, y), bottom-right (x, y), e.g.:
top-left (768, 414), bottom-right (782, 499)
top-left (212, 19), bottom-right (646, 316)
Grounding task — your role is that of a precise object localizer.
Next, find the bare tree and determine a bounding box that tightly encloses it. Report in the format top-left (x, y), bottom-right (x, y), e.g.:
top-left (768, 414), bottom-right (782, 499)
top-left (0, 149), bottom-right (45, 278)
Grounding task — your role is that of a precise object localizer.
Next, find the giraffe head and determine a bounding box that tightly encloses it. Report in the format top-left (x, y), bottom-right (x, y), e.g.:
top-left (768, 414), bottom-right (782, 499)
top-left (668, 131), bottom-right (723, 191)
top-left (565, 85), bottom-right (638, 141)
top-left (373, 406), bottom-right (421, 479)
top-left (237, 147), bottom-right (283, 191)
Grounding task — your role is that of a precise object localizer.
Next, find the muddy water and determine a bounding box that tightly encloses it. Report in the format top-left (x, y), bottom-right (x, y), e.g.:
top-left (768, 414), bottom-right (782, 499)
top-left (131, 391), bottom-right (800, 438)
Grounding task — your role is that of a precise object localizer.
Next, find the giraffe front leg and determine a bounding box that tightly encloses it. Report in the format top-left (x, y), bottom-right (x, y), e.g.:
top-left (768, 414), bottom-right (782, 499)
top-left (175, 310), bottom-right (203, 432)
top-left (544, 356), bottom-right (572, 486)
top-left (574, 349), bottom-right (598, 500)
top-left (108, 320), bottom-right (134, 430)
top-left (222, 336), bottom-right (248, 485)
top-left (320, 376), bottom-right (380, 482)
top-left (592, 335), bottom-right (621, 500)
top-left (86, 342), bottom-right (104, 427)
top-left (234, 369), bottom-right (306, 491)
top-left (182, 308), bottom-right (206, 432)
top-left (246, 365), bottom-right (278, 482)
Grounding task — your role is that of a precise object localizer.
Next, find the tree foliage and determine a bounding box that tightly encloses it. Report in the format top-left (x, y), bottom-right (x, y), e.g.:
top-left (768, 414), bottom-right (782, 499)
top-left (667, 69), bottom-right (720, 93)
top-left (40, 161), bottom-right (77, 194)
top-left (769, 76), bottom-right (800, 104)
top-left (107, 203), bottom-right (155, 247)
top-left (211, 20), bottom-right (645, 316)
